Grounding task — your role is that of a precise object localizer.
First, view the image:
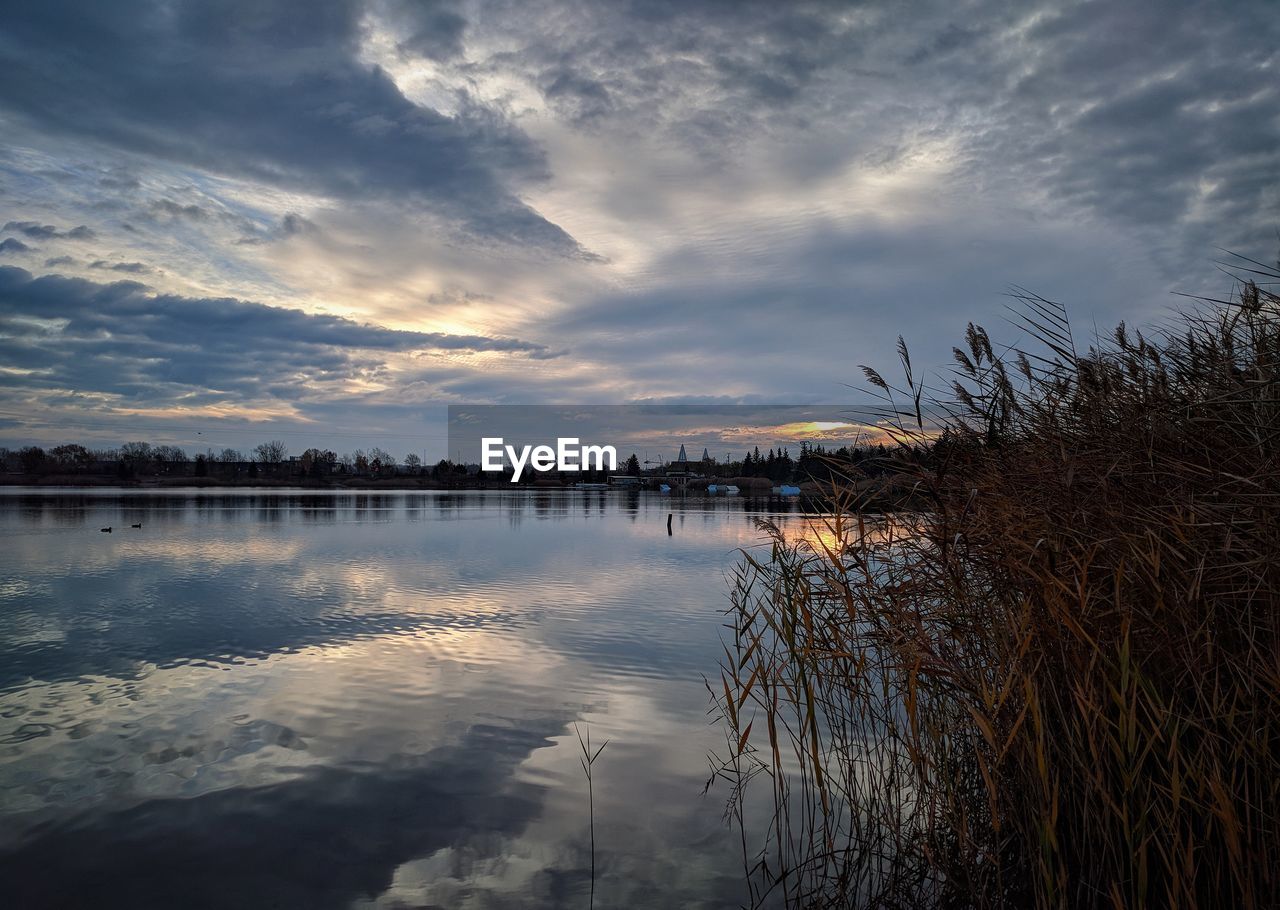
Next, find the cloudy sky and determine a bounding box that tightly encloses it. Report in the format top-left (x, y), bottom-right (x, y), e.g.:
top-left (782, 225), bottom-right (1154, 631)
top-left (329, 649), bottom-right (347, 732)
top-left (0, 0), bottom-right (1276, 459)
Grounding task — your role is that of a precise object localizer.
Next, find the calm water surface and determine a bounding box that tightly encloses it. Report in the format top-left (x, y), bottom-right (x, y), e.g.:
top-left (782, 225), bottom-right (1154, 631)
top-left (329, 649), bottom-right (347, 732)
top-left (0, 488), bottom-right (817, 908)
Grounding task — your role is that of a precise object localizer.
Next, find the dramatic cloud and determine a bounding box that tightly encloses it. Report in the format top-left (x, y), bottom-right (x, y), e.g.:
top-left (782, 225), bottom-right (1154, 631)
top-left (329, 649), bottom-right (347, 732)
top-left (0, 0), bottom-right (1275, 454)
top-left (0, 0), bottom-right (584, 254)
top-left (0, 267), bottom-right (559, 417)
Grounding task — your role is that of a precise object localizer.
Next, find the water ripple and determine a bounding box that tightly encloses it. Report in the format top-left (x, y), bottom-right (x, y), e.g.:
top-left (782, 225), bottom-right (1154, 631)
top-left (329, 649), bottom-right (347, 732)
top-left (0, 490), bottom-right (820, 907)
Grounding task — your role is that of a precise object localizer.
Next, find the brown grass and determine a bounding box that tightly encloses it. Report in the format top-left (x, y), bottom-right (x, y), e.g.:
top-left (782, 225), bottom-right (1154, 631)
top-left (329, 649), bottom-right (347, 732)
top-left (709, 259), bottom-right (1280, 909)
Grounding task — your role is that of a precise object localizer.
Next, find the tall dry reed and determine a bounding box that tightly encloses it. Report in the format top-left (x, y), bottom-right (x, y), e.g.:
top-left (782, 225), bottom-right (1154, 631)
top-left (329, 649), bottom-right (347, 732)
top-left (710, 257), bottom-right (1280, 909)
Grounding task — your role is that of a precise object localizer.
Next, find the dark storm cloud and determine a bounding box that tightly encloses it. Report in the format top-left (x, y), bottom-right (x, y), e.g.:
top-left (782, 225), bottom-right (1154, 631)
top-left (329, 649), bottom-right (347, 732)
top-left (0, 0), bottom-right (585, 254)
top-left (0, 267), bottom-right (559, 406)
top-left (0, 239), bottom-right (31, 254)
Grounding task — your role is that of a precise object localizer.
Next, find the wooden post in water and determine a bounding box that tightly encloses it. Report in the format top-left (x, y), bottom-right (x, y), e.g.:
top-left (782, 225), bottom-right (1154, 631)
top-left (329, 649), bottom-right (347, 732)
top-left (667, 513), bottom-right (673, 536)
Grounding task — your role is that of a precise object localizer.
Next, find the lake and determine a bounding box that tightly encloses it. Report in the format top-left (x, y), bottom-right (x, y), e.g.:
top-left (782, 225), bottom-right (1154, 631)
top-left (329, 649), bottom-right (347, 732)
top-left (0, 488), bottom-right (816, 908)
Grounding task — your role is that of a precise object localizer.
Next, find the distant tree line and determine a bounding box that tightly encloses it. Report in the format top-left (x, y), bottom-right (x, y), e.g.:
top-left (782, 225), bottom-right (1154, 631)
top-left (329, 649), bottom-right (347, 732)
top-left (633, 441), bottom-right (900, 483)
top-left (0, 440), bottom-right (450, 482)
top-left (2, 438), bottom-right (907, 485)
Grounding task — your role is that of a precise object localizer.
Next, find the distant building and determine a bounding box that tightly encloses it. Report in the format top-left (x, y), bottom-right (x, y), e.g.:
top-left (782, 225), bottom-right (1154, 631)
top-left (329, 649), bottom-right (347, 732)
top-left (667, 444), bottom-right (696, 479)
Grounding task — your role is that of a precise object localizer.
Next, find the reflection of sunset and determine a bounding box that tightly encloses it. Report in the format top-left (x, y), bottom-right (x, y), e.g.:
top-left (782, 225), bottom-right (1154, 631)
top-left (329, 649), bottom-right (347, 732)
top-left (788, 516), bottom-right (848, 554)
top-left (779, 512), bottom-right (908, 555)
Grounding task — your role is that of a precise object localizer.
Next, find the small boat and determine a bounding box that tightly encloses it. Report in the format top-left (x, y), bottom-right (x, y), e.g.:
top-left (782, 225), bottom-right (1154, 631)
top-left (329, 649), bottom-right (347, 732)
top-left (707, 484), bottom-right (717, 493)
top-left (723, 485), bottom-right (740, 495)
top-left (100, 527), bottom-right (112, 533)
top-left (776, 485), bottom-right (801, 496)
top-left (131, 523), bottom-right (142, 529)
top-left (659, 484), bottom-right (671, 493)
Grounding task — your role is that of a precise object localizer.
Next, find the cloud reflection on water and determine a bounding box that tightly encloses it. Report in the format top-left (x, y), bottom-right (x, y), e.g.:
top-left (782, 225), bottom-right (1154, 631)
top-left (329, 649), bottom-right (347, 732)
top-left (0, 490), bottom-right (826, 907)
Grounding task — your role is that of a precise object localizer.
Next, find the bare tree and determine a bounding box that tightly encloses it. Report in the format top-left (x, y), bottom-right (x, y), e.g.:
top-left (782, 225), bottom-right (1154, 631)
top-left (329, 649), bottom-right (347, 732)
top-left (253, 440), bottom-right (288, 464)
top-left (49, 444), bottom-right (92, 467)
top-left (300, 448), bottom-right (337, 476)
top-left (153, 445), bottom-right (188, 463)
top-left (120, 441), bottom-right (152, 461)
